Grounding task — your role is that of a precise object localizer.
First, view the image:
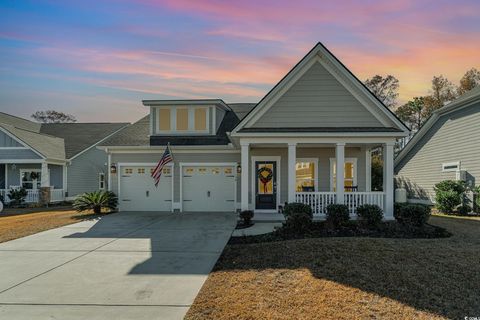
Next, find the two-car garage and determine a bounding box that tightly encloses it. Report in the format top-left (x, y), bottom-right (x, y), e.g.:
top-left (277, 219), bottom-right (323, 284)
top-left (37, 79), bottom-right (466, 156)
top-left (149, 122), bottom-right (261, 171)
top-left (118, 163), bottom-right (236, 212)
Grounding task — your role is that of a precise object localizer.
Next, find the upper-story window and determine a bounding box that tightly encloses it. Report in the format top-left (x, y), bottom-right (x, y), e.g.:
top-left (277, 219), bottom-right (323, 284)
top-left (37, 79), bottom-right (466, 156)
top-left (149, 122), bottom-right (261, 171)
top-left (156, 106), bottom-right (209, 134)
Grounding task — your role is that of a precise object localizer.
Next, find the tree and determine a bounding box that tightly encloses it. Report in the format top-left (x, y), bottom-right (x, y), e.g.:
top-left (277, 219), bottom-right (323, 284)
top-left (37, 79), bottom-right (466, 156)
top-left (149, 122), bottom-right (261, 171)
top-left (364, 75), bottom-right (399, 109)
top-left (426, 75), bottom-right (456, 111)
top-left (31, 110), bottom-right (76, 123)
top-left (395, 97), bottom-right (427, 131)
top-left (457, 68), bottom-right (480, 95)
top-left (371, 154), bottom-right (383, 191)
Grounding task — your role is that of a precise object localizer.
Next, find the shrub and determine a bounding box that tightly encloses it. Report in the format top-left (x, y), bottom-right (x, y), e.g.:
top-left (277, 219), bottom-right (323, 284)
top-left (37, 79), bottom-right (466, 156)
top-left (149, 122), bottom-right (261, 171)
top-left (283, 202), bottom-right (313, 219)
top-left (356, 204), bottom-right (383, 227)
top-left (7, 188), bottom-right (28, 206)
top-left (326, 204), bottom-right (349, 227)
top-left (474, 186), bottom-right (480, 213)
top-left (394, 203), bottom-right (431, 227)
top-left (434, 180), bottom-right (465, 213)
top-left (239, 210), bottom-right (254, 225)
top-left (457, 204), bottom-right (471, 216)
top-left (282, 211), bottom-right (312, 234)
top-left (73, 191), bottom-right (118, 214)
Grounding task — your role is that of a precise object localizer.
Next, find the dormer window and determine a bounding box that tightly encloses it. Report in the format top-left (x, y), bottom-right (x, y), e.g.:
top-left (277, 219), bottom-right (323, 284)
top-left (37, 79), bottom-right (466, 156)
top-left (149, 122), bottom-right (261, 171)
top-left (155, 106), bottom-right (210, 134)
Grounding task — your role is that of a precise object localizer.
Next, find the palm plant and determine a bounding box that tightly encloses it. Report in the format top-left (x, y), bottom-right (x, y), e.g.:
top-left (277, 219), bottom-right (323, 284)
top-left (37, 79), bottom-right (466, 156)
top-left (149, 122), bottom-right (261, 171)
top-left (73, 191), bottom-right (118, 214)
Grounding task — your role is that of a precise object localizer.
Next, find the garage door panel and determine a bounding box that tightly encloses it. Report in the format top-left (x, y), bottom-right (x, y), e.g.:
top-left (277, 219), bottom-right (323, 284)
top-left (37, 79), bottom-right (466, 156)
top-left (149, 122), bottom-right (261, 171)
top-left (120, 166), bottom-right (172, 212)
top-left (182, 165), bottom-right (235, 212)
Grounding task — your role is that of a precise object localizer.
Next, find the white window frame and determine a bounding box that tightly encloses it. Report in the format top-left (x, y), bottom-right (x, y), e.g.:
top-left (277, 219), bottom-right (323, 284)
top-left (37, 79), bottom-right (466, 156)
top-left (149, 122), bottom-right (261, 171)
top-left (442, 161), bottom-right (460, 172)
top-left (155, 106), bottom-right (210, 135)
top-left (296, 158), bottom-right (318, 192)
top-left (19, 169), bottom-right (42, 190)
top-left (329, 158), bottom-right (357, 191)
top-left (99, 173), bottom-right (105, 190)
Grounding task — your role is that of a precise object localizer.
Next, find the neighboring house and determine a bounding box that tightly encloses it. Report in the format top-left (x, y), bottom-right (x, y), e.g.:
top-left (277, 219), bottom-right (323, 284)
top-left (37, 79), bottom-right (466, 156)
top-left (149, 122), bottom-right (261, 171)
top-left (99, 43), bottom-right (409, 218)
top-left (395, 87), bottom-right (480, 203)
top-left (0, 112), bottom-right (128, 203)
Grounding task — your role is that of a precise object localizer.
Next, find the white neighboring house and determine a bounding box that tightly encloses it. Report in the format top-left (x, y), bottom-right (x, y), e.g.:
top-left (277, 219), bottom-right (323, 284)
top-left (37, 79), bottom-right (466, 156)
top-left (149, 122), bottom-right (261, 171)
top-left (99, 43), bottom-right (409, 219)
top-left (395, 87), bottom-right (480, 204)
top-left (0, 113), bottom-right (128, 204)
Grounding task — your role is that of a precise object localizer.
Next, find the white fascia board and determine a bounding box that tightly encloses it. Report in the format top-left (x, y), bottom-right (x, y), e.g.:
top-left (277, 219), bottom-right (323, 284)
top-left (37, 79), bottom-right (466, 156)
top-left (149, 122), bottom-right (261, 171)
top-left (239, 137), bottom-right (396, 145)
top-left (143, 99), bottom-right (232, 111)
top-left (232, 131), bottom-right (408, 138)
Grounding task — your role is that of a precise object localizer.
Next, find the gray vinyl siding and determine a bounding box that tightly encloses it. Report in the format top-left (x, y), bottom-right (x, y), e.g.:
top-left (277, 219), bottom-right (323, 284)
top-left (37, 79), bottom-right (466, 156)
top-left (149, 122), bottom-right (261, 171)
top-left (67, 147), bottom-right (107, 197)
top-left (6, 164), bottom-right (40, 189)
top-left (395, 103), bottom-right (480, 201)
top-left (111, 147), bottom-right (367, 208)
top-left (0, 148), bottom-right (41, 160)
top-left (0, 130), bottom-right (23, 147)
top-left (252, 62), bottom-right (383, 128)
top-left (49, 164), bottom-right (63, 189)
top-left (110, 152), bottom-right (241, 203)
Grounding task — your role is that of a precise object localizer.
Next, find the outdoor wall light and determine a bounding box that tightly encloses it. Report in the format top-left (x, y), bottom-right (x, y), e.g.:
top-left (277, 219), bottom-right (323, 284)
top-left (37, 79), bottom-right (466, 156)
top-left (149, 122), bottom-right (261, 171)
top-left (110, 164), bottom-right (117, 174)
top-left (237, 164), bottom-right (241, 174)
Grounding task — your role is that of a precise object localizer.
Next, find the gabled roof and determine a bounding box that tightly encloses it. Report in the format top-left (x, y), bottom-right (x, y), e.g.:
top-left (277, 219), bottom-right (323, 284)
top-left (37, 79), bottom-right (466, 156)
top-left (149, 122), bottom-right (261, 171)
top-left (395, 86), bottom-right (480, 167)
top-left (232, 42), bottom-right (409, 135)
top-left (0, 112), bottom-right (41, 132)
top-left (0, 123), bottom-right (65, 160)
top-left (227, 103), bottom-right (256, 120)
top-left (40, 123), bottom-right (128, 158)
top-left (142, 99), bottom-right (232, 111)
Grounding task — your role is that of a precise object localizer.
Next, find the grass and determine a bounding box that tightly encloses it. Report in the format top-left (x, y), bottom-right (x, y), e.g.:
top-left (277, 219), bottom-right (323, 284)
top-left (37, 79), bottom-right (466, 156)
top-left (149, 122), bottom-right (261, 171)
top-left (0, 206), bottom-right (109, 243)
top-left (186, 216), bottom-right (480, 320)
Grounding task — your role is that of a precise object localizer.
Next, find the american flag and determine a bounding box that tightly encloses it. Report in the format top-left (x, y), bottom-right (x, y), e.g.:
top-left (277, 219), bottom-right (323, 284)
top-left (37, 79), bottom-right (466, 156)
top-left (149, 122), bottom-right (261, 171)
top-left (151, 144), bottom-right (173, 187)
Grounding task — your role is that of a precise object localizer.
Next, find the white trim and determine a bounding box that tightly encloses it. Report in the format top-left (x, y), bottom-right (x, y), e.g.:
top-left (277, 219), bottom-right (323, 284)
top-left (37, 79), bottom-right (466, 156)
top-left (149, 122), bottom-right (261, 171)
top-left (0, 147), bottom-right (28, 150)
top-left (233, 132), bottom-right (407, 138)
top-left (442, 161), bottom-right (460, 172)
top-left (251, 156), bottom-right (281, 213)
top-left (239, 137), bottom-right (396, 145)
top-left (62, 164), bottom-right (67, 197)
top-left (232, 43), bottom-right (409, 134)
top-left (295, 157), bottom-right (319, 192)
top-left (365, 149), bottom-right (372, 192)
top-left (107, 152), bottom-right (111, 191)
top-left (0, 127), bottom-right (46, 159)
top-left (288, 143), bottom-right (297, 203)
top-left (101, 147), bottom-right (239, 154)
top-left (179, 162), bottom-right (237, 212)
top-left (154, 106), bottom-right (210, 135)
top-left (68, 124), bottom-right (128, 161)
top-left (329, 157), bottom-right (358, 191)
top-left (241, 143), bottom-right (249, 211)
top-left (117, 162), bottom-right (174, 213)
top-left (0, 159), bottom-right (45, 164)
top-left (4, 164), bottom-right (8, 189)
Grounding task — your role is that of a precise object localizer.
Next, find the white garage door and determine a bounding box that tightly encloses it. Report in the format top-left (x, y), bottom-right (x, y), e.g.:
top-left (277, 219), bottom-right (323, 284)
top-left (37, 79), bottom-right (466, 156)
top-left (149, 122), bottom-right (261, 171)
top-left (119, 165), bottom-right (172, 212)
top-left (182, 165), bottom-right (236, 212)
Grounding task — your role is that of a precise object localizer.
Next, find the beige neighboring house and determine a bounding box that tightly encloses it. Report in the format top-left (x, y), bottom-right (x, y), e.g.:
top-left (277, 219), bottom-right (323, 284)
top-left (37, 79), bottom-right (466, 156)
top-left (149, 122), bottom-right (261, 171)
top-left (395, 87), bottom-right (480, 204)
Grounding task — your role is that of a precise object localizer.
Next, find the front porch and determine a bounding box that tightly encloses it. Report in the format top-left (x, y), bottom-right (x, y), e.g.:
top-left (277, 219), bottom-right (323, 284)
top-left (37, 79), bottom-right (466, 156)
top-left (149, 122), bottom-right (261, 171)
top-left (240, 139), bottom-right (395, 219)
top-left (0, 161), bottom-right (66, 204)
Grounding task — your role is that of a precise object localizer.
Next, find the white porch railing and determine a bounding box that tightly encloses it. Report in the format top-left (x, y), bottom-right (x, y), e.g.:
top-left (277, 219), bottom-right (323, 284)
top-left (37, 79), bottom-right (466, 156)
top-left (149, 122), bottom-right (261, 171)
top-left (295, 192), bottom-right (336, 215)
top-left (0, 189), bottom-right (64, 204)
top-left (344, 192), bottom-right (385, 215)
top-left (295, 192), bottom-right (385, 216)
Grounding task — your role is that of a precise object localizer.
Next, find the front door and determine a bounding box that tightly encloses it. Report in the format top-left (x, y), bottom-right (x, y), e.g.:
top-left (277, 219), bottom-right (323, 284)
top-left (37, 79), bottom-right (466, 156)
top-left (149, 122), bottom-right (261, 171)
top-left (255, 161), bottom-right (277, 210)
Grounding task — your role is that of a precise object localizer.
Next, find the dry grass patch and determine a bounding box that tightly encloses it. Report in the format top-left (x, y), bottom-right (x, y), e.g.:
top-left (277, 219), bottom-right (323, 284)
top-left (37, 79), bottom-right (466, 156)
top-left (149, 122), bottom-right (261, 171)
top-left (186, 216), bottom-right (480, 320)
top-left (0, 207), bottom-right (110, 243)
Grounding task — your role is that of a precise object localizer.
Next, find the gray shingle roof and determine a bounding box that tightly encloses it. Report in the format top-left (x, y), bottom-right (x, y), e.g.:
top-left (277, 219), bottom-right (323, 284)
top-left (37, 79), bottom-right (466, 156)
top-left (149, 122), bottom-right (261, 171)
top-left (40, 123), bottom-right (128, 158)
top-left (0, 112), bottom-right (41, 132)
top-left (227, 103), bottom-right (256, 120)
top-left (0, 123), bottom-right (65, 159)
top-left (98, 116), bottom-right (151, 147)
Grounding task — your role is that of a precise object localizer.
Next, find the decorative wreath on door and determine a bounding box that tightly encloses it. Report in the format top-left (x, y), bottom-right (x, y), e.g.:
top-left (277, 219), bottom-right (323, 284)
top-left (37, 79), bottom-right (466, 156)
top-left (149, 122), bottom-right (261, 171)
top-left (257, 167), bottom-right (273, 193)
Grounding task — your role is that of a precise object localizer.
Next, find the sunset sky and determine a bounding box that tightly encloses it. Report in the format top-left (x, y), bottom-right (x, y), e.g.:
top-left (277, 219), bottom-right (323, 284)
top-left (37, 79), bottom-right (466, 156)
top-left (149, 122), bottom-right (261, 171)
top-left (1, 0), bottom-right (479, 122)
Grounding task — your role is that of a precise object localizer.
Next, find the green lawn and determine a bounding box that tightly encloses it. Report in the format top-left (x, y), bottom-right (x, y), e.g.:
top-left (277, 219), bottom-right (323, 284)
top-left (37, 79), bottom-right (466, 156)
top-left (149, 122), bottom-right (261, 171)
top-left (186, 216), bottom-right (480, 320)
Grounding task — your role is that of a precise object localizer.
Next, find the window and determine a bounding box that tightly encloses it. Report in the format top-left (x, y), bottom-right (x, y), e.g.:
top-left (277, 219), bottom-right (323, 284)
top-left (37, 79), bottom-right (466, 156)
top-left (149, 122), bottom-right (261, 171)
top-left (296, 160), bottom-right (317, 192)
top-left (330, 158), bottom-right (357, 192)
top-left (176, 108), bottom-right (189, 131)
top-left (442, 161), bottom-right (460, 172)
top-left (20, 170), bottom-right (42, 189)
top-left (198, 168), bottom-right (207, 174)
top-left (162, 167), bottom-right (171, 175)
top-left (137, 168), bottom-right (145, 174)
top-left (158, 108), bottom-right (171, 131)
top-left (99, 173), bottom-right (105, 190)
top-left (212, 168), bottom-right (220, 174)
top-left (124, 168), bottom-right (133, 174)
top-left (194, 108), bottom-right (207, 130)
top-left (155, 106), bottom-right (209, 133)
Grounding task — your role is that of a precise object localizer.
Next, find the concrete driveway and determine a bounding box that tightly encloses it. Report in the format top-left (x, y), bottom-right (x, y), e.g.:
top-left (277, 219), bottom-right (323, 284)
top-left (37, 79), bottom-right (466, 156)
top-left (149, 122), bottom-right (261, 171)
top-left (0, 211), bottom-right (236, 320)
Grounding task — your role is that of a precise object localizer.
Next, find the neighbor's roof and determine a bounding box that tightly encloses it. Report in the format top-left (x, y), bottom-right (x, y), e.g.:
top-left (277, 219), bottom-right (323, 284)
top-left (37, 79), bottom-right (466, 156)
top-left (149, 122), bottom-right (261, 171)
top-left (0, 112), bottom-right (41, 132)
top-left (0, 123), bottom-right (65, 160)
top-left (395, 86), bottom-right (480, 167)
top-left (40, 122), bottom-right (128, 158)
top-left (227, 103), bottom-right (256, 120)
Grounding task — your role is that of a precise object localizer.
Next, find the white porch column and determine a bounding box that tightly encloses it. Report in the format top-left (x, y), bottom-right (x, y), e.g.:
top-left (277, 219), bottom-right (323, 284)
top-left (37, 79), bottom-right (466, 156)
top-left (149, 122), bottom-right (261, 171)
top-left (287, 142), bottom-right (297, 203)
top-left (383, 142), bottom-right (395, 218)
top-left (240, 142), bottom-right (250, 211)
top-left (365, 148), bottom-right (372, 192)
top-left (107, 152), bottom-right (112, 191)
top-left (62, 164), bottom-right (67, 198)
top-left (41, 162), bottom-right (50, 187)
top-left (335, 143), bottom-right (345, 204)
top-left (4, 164), bottom-right (8, 189)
